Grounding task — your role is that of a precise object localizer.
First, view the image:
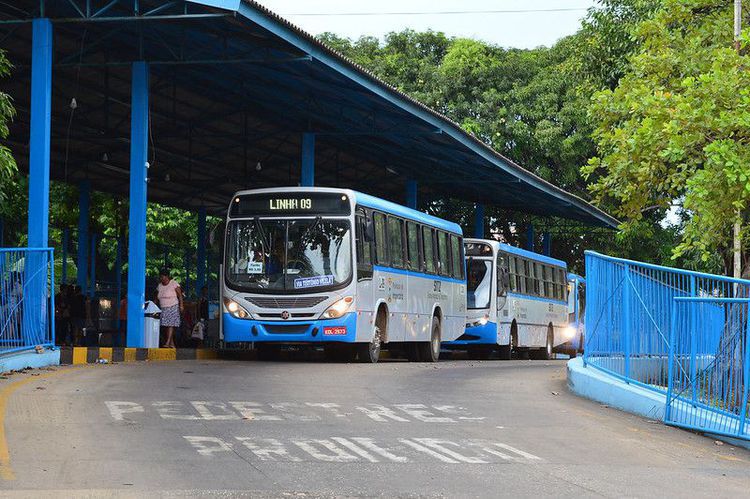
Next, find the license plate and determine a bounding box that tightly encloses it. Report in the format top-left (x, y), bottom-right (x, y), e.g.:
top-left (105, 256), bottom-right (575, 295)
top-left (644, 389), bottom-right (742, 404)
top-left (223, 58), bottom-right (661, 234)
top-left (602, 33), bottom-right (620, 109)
top-left (323, 326), bottom-right (347, 336)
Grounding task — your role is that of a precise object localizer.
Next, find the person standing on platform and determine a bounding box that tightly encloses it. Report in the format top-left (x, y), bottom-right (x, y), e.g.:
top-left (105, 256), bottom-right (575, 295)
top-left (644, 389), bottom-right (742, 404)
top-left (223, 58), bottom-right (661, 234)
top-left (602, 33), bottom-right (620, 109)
top-left (157, 269), bottom-right (183, 348)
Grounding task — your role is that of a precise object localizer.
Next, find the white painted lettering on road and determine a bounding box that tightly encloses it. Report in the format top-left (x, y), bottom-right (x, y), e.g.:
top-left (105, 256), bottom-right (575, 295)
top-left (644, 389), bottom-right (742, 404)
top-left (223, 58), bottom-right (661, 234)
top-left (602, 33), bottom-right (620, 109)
top-left (350, 437), bottom-right (409, 463)
top-left (330, 437), bottom-right (380, 462)
top-left (229, 402), bottom-right (283, 421)
top-left (105, 401), bottom-right (144, 421)
top-left (395, 404), bottom-right (456, 423)
top-left (413, 438), bottom-right (487, 463)
top-left (184, 436), bottom-right (233, 456)
top-left (305, 402), bottom-right (350, 419)
top-left (398, 438), bottom-right (460, 463)
top-left (235, 437), bottom-right (302, 462)
top-left (357, 404), bottom-right (410, 422)
top-left (153, 401), bottom-right (199, 420)
top-left (270, 402), bottom-right (322, 422)
top-left (293, 439), bottom-right (359, 462)
top-left (191, 401), bottom-right (240, 420)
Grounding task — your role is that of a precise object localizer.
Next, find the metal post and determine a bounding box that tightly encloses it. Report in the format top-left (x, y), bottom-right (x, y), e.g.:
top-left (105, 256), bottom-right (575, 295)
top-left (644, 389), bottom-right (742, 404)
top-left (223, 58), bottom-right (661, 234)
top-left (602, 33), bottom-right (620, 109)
top-left (89, 233), bottom-right (97, 298)
top-left (623, 263), bottom-right (631, 379)
top-left (543, 232), bottom-right (551, 256)
top-left (115, 237), bottom-right (122, 330)
top-left (25, 18), bottom-right (53, 348)
top-left (61, 228), bottom-right (69, 284)
top-left (474, 204), bottom-right (484, 239)
top-left (126, 61), bottom-right (149, 348)
top-left (77, 180), bottom-right (90, 294)
top-left (406, 180), bottom-right (418, 209)
top-left (738, 303), bottom-right (750, 434)
top-left (27, 18), bottom-right (52, 249)
top-left (526, 224), bottom-right (535, 252)
top-left (665, 299), bottom-right (677, 423)
top-left (197, 207), bottom-right (207, 292)
top-left (689, 276), bottom-right (697, 402)
top-left (301, 132), bottom-right (315, 186)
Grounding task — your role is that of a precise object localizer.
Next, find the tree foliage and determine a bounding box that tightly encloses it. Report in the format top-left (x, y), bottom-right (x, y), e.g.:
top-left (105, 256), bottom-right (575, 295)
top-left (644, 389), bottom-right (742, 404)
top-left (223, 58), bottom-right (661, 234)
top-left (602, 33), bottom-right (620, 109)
top-left (585, 0), bottom-right (750, 270)
top-left (0, 49), bottom-right (16, 207)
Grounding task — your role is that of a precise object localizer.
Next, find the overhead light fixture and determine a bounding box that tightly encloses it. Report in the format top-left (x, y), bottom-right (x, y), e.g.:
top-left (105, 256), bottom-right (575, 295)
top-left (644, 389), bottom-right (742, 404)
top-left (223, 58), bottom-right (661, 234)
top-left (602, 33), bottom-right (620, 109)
top-left (256, 161), bottom-right (262, 171)
top-left (101, 152), bottom-right (109, 162)
top-left (386, 167), bottom-right (398, 175)
top-left (165, 173), bottom-right (171, 182)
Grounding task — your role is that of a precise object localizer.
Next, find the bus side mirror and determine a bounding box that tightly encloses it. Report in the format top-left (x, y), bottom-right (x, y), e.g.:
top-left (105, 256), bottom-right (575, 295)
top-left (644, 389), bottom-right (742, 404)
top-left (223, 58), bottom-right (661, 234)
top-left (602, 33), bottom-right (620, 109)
top-left (364, 218), bottom-right (375, 242)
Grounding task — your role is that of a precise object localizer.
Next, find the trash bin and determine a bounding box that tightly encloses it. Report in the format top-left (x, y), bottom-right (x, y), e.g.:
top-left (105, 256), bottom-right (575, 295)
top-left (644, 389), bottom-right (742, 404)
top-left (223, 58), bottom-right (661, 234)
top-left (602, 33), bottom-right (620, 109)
top-left (144, 301), bottom-right (161, 348)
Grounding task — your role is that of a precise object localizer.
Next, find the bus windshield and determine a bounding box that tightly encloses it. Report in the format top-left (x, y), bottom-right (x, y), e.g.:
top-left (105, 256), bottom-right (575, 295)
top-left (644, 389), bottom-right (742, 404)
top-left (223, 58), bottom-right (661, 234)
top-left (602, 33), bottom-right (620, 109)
top-left (225, 218), bottom-right (352, 293)
top-left (467, 258), bottom-right (493, 309)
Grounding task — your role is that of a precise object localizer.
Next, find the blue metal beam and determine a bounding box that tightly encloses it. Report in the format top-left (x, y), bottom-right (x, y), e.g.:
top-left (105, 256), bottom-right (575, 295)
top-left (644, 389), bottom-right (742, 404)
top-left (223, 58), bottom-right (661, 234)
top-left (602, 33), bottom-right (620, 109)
top-left (474, 204), bottom-right (484, 239)
top-left (89, 232), bottom-right (97, 298)
top-left (301, 132), bottom-right (315, 186)
top-left (77, 180), bottom-right (90, 294)
top-left (196, 206), bottom-right (207, 292)
top-left (406, 180), bottom-right (417, 209)
top-left (526, 225), bottom-right (535, 252)
top-left (27, 18), bottom-right (52, 249)
top-left (126, 61), bottom-right (149, 348)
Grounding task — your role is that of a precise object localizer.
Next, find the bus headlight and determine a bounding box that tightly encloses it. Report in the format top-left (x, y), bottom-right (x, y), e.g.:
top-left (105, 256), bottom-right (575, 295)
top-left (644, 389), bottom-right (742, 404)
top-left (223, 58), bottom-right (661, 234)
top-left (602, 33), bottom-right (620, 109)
top-left (563, 325), bottom-right (576, 339)
top-left (224, 297), bottom-right (252, 320)
top-left (320, 296), bottom-right (353, 319)
top-left (467, 315), bottom-right (489, 328)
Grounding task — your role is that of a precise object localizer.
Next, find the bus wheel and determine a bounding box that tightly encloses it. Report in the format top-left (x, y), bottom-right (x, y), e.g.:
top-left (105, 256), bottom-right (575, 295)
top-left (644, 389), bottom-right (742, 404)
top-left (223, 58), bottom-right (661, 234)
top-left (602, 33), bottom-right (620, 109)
top-left (357, 327), bottom-right (381, 363)
top-left (532, 326), bottom-right (554, 360)
top-left (467, 346), bottom-right (491, 360)
top-left (417, 316), bottom-right (441, 362)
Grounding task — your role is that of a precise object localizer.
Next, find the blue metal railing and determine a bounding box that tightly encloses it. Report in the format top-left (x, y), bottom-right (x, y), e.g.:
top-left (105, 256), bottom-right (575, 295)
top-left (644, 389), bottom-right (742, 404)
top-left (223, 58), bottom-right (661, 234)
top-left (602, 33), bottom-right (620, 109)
top-left (0, 248), bottom-right (55, 354)
top-left (584, 251), bottom-right (750, 389)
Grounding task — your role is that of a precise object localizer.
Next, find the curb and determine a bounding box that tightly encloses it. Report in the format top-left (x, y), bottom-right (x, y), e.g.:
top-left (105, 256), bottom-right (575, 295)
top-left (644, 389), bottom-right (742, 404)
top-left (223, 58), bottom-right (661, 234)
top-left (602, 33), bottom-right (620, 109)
top-left (59, 347), bottom-right (220, 365)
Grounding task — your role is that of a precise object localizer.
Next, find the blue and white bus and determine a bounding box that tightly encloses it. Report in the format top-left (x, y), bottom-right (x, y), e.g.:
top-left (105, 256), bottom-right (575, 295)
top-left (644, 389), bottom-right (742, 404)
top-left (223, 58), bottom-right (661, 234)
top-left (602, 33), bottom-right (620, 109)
top-left (221, 187), bottom-right (467, 363)
top-left (446, 239), bottom-right (568, 360)
top-left (558, 273), bottom-right (585, 358)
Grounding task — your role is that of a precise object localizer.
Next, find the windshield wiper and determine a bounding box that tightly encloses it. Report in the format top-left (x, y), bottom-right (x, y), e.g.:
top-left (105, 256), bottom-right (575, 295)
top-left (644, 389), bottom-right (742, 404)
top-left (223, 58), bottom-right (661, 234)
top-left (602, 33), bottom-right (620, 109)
top-left (253, 216), bottom-right (270, 251)
top-left (300, 216), bottom-right (323, 242)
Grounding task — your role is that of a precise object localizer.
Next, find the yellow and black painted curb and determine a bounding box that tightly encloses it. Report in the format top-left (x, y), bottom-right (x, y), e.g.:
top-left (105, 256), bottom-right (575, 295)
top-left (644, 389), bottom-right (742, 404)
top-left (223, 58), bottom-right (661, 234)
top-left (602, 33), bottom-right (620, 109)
top-left (59, 346), bottom-right (224, 365)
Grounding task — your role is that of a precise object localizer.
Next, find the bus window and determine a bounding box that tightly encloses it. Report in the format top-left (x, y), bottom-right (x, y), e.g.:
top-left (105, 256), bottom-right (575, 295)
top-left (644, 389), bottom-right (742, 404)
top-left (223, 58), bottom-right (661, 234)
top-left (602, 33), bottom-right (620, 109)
top-left (355, 212), bottom-right (373, 271)
top-left (374, 212), bottom-right (388, 265)
top-left (450, 235), bottom-right (463, 279)
top-left (525, 260), bottom-right (535, 295)
top-left (423, 226), bottom-right (436, 274)
top-left (467, 259), bottom-right (492, 309)
top-left (406, 222), bottom-right (419, 271)
top-left (437, 231), bottom-right (450, 276)
top-left (388, 217), bottom-right (405, 268)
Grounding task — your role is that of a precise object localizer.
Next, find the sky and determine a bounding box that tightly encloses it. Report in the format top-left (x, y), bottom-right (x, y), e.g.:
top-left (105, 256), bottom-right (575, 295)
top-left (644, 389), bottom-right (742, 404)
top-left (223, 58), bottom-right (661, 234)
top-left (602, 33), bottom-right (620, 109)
top-left (257, 0), bottom-right (599, 49)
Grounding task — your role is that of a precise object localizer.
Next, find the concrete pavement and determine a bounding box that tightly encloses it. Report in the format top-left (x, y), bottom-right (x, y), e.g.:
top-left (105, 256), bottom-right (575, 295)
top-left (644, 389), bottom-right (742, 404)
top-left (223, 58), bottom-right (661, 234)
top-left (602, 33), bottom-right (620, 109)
top-left (1, 359), bottom-right (749, 497)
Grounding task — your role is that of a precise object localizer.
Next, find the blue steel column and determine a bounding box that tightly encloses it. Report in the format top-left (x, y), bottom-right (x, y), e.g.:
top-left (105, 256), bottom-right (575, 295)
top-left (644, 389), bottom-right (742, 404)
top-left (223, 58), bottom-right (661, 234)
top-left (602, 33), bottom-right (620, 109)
top-left (197, 207), bottom-right (207, 292)
top-left (115, 237), bottom-right (122, 330)
top-left (406, 180), bottom-right (417, 209)
top-left (126, 61), bottom-right (149, 348)
top-left (77, 181), bottom-right (90, 294)
top-left (89, 233), bottom-right (97, 298)
top-left (27, 18), bottom-right (52, 249)
top-left (542, 232), bottom-right (551, 256)
top-left (474, 204), bottom-right (484, 239)
top-left (623, 263), bottom-right (631, 378)
top-left (61, 228), bottom-right (69, 284)
top-left (526, 224), bottom-right (535, 252)
top-left (301, 133), bottom-right (315, 186)
top-left (25, 18), bottom-right (53, 347)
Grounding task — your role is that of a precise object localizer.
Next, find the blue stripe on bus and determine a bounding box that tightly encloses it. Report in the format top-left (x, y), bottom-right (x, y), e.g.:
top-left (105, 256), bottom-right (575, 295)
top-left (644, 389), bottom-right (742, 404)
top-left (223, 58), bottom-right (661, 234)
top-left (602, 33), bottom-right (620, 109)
top-left (373, 265), bottom-right (465, 284)
top-left (355, 192), bottom-right (463, 234)
top-left (506, 292), bottom-right (567, 305)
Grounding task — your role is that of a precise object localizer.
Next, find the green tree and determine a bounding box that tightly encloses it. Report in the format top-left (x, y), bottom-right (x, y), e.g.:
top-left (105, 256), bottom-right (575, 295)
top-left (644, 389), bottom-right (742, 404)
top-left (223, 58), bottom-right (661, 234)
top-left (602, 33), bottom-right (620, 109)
top-left (584, 0), bottom-right (750, 272)
top-left (0, 49), bottom-right (16, 209)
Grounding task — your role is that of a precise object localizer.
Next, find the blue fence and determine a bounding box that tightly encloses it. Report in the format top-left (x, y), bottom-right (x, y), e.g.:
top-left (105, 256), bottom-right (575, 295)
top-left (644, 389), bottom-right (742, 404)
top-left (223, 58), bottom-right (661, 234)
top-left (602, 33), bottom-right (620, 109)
top-left (585, 251), bottom-right (750, 440)
top-left (0, 248), bottom-right (55, 354)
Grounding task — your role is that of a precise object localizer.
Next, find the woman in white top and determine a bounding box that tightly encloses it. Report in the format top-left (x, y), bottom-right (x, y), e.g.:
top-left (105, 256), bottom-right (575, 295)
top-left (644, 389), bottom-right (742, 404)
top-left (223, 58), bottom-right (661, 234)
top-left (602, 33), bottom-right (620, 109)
top-left (157, 268), bottom-right (183, 348)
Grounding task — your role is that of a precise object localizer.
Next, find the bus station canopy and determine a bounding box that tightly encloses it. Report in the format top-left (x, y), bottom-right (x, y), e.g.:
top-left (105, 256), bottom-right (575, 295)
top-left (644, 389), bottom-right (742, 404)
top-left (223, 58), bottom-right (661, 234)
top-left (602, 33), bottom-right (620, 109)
top-left (0, 0), bottom-right (618, 227)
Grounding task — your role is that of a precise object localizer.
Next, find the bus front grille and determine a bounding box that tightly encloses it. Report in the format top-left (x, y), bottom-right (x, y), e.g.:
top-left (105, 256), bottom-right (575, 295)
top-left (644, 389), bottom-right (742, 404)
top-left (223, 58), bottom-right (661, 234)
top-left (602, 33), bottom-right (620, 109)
top-left (263, 324), bottom-right (310, 335)
top-left (245, 296), bottom-right (328, 309)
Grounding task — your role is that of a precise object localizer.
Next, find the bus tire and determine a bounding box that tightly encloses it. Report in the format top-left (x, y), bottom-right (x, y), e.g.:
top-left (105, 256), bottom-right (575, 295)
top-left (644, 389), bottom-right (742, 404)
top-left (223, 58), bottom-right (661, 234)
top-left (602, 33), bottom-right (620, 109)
top-left (357, 327), bottom-right (382, 364)
top-left (417, 316), bottom-right (441, 363)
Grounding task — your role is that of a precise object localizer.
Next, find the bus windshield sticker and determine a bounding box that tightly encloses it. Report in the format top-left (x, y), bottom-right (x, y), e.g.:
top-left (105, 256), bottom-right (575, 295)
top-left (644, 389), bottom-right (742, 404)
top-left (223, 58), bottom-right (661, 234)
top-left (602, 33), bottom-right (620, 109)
top-left (294, 275), bottom-right (334, 289)
top-left (247, 261), bottom-right (263, 274)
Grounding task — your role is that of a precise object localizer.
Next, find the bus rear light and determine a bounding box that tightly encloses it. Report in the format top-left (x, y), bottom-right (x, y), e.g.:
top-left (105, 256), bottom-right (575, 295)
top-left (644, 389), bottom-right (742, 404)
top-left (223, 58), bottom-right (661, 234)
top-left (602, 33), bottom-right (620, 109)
top-left (320, 296), bottom-right (353, 319)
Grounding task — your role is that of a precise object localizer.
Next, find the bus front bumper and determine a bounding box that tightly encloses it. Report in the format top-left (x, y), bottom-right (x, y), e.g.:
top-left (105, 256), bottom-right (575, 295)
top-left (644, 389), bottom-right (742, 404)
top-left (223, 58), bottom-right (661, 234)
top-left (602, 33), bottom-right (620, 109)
top-left (444, 322), bottom-right (497, 346)
top-left (223, 312), bottom-right (358, 343)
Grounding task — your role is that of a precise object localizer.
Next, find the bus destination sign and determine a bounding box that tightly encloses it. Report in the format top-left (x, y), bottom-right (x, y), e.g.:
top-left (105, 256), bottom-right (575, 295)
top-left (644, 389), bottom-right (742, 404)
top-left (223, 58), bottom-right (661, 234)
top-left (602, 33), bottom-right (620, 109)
top-left (230, 192), bottom-right (351, 217)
